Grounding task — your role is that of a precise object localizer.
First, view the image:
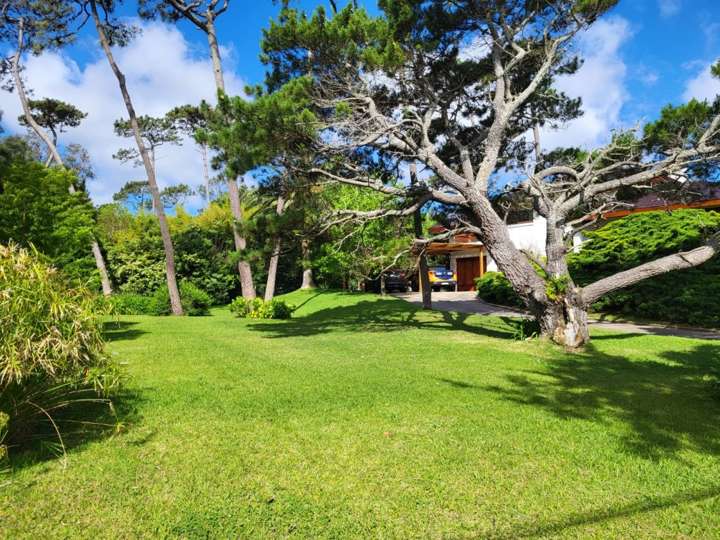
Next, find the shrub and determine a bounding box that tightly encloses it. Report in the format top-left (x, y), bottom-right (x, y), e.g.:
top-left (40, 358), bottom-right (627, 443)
top-left (0, 244), bottom-right (119, 458)
top-left (229, 297), bottom-right (262, 318)
top-left (152, 281), bottom-right (212, 316)
top-left (109, 293), bottom-right (156, 315)
top-left (474, 272), bottom-right (525, 308)
top-left (229, 297), bottom-right (294, 319)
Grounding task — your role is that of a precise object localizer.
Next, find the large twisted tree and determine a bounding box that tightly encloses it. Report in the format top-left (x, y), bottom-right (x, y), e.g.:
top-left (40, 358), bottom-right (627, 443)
top-left (261, 0), bottom-right (720, 347)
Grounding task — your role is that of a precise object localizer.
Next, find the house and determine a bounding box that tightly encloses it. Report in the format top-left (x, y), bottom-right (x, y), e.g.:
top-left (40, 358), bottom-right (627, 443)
top-left (424, 183), bottom-right (720, 292)
top-left (426, 212), bottom-right (547, 291)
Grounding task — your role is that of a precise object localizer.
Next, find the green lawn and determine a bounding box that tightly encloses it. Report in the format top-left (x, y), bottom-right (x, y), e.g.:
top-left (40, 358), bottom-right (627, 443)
top-left (3, 290), bottom-right (720, 538)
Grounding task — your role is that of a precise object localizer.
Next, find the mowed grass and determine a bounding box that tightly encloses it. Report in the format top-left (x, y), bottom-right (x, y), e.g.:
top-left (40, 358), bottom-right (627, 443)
top-left (2, 290), bottom-right (720, 538)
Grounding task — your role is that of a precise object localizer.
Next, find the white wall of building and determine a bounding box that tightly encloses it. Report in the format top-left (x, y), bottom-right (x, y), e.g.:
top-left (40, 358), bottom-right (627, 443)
top-left (486, 214), bottom-right (547, 271)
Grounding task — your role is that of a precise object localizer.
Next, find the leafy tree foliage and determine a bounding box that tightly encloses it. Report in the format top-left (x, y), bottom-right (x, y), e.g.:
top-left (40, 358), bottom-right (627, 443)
top-left (0, 141), bottom-right (98, 283)
top-left (113, 114), bottom-right (181, 167)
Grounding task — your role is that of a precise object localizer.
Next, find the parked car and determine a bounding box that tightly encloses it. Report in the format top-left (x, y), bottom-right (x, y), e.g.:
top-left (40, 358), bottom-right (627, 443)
top-left (383, 269), bottom-right (411, 292)
top-left (364, 269), bottom-right (411, 293)
top-left (428, 266), bottom-right (456, 291)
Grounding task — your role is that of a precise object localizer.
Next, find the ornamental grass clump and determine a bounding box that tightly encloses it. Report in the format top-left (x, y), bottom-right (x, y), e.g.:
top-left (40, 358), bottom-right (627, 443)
top-left (0, 244), bottom-right (120, 459)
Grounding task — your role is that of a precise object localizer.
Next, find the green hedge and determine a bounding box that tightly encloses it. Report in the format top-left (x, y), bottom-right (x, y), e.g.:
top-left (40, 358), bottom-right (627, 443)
top-left (108, 282), bottom-right (213, 317)
top-left (109, 293), bottom-right (156, 315)
top-left (569, 209), bottom-right (720, 327)
top-left (152, 281), bottom-right (212, 316)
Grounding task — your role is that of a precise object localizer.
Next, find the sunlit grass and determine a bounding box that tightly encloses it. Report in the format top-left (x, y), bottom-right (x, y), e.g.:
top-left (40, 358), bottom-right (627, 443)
top-left (2, 290), bottom-right (720, 538)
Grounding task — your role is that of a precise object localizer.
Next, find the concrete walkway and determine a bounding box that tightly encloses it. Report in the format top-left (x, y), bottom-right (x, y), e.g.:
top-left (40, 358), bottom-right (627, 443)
top-left (393, 291), bottom-right (720, 340)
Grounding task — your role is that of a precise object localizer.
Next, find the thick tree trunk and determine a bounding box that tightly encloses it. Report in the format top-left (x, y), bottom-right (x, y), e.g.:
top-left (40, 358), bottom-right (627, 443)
top-left (264, 237), bottom-right (282, 301)
top-left (300, 238), bottom-right (316, 289)
top-left (12, 21), bottom-right (113, 297)
top-left (466, 195), bottom-right (547, 303)
top-left (466, 194), bottom-right (592, 346)
top-left (264, 194), bottom-right (287, 301)
top-left (417, 254), bottom-right (431, 305)
top-left (533, 297), bottom-right (590, 349)
top-left (539, 214), bottom-right (590, 347)
top-left (91, 1), bottom-right (182, 314)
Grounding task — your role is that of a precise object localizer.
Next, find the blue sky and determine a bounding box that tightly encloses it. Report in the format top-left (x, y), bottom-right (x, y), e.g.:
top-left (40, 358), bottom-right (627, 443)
top-left (2, 0), bottom-right (720, 205)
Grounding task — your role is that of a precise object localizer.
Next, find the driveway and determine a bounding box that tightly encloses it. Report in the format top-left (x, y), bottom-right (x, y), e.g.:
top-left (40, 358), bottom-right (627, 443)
top-left (393, 291), bottom-right (720, 340)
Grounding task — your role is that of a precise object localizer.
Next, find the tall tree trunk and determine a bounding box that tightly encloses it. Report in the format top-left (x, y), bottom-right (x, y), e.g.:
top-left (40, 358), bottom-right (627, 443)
top-left (12, 20), bottom-right (113, 297)
top-left (200, 143), bottom-right (211, 207)
top-left (410, 163), bottom-right (431, 308)
top-left (227, 177), bottom-right (256, 298)
top-left (206, 13), bottom-right (225, 91)
top-left (205, 14), bottom-right (255, 297)
top-left (300, 238), bottom-right (316, 289)
top-left (264, 194), bottom-right (287, 301)
top-left (91, 1), bottom-right (182, 314)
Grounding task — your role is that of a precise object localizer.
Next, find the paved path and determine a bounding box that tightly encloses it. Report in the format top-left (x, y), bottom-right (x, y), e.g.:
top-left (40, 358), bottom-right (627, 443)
top-left (393, 291), bottom-right (720, 340)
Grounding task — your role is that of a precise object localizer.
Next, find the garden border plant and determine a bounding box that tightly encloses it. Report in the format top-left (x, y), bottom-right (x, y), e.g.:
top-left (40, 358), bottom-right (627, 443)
top-left (0, 244), bottom-right (120, 461)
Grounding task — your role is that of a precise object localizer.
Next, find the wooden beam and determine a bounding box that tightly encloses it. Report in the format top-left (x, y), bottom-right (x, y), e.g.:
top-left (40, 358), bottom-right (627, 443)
top-left (601, 198), bottom-right (720, 220)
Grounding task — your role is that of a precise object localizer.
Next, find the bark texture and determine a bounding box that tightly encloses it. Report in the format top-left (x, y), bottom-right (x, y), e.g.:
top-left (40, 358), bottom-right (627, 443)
top-left (91, 1), bottom-right (182, 314)
top-left (410, 164), bottom-right (431, 308)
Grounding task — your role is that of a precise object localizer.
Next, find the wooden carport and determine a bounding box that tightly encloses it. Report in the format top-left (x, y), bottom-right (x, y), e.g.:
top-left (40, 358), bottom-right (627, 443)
top-left (424, 241), bottom-right (487, 292)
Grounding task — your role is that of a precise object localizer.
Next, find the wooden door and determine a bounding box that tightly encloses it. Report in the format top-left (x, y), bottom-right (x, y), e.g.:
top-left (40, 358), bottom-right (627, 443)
top-left (456, 256), bottom-right (481, 291)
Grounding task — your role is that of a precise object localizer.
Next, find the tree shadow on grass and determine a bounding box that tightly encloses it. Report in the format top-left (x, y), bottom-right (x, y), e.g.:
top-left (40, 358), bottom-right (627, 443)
top-left (248, 297), bottom-right (518, 340)
top-left (484, 341), bottom-right (720, 460)
top-left (5, 386), bottom-right (145, 473)
top-left (487, 484), bottom-right (720, 539)
top-left (102, 320), bottom-right (147, 342)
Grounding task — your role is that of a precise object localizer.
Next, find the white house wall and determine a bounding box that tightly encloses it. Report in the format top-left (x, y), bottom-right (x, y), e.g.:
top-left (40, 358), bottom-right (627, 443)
top-left (486, 215), bottom-right (547, 272)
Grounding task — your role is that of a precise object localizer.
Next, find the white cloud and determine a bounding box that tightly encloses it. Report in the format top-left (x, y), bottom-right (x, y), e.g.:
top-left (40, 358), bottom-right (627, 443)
top-left (540, 17), bottom-right (632, 151)
top-left (636, 65), bottom-right (659, 86)
top-left (0, 21), bottom-right (247, 205)
top-left (682, 62), bottom-right (720, 102)
top-left (658, 0), bottom-right (681, 18)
